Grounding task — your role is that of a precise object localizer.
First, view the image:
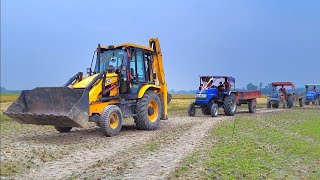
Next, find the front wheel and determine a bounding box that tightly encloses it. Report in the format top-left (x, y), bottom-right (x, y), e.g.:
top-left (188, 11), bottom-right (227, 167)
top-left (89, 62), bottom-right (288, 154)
top-left (267, 101), bottom-right (271, 109)
top-left (188, 102), bottom-right (196, 116)
top-left (248, 99), bottom-right (257, 113)
top-left (210, 103), bottom-right (218, 117)
top-left (100, 105), bottom-right (123, 137)
top-left (224, 93), bottom-right (237, 116)
top-left (135, 91), bottom-right (162, 130)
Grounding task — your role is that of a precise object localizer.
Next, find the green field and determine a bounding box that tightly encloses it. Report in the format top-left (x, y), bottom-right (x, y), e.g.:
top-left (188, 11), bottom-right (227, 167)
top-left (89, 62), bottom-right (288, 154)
top-left (0, 93), bottom-right (19, 103)
top-left (171, 108), bottom-right (320, 179)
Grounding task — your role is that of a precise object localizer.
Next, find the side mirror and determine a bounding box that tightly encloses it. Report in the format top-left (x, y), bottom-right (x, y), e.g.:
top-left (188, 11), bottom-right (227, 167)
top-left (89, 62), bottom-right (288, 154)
top-left (87, 68), bottom-right (92, 76)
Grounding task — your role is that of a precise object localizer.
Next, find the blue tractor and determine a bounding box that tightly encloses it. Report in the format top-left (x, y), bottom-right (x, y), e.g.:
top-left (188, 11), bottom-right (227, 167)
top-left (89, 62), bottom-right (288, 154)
top-left (305, 84), bottom-right (320, 105)
top-left (188, 76), bottom-right (261, 117)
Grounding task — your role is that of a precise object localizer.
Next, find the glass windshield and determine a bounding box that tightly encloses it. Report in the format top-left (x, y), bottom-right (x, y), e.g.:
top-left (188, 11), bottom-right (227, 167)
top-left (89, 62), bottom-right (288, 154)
top-left (94, 49), bottom-right (126, 73)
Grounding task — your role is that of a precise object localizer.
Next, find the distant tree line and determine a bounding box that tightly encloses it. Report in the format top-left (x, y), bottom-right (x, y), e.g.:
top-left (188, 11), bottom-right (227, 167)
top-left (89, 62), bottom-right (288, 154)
top-left (0, 86), bottom-right (21, 94)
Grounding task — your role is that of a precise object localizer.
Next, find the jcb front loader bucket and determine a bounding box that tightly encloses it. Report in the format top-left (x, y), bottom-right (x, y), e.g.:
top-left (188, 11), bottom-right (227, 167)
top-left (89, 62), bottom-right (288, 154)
top-left (4, 87), bottom-right (89, 128)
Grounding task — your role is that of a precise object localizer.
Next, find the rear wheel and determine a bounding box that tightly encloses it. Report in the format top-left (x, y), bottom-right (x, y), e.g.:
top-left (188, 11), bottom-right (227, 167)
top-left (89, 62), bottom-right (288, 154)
top-left (210, 103), bottom-right (218, 117)
top-left (135, 91), bottom-right (162, 130)
top-left (188, 102), bottom-right (196, 116)
top-left (201, 107), bottom-right (211, 115)
top-left (248, 99), bottom-right (257, 113)
top-left (54, 126), bottom-right (72, 133)
top-left (299, 98), bottom-right (304, 107)
top-left (287, 95), bottom-right (294, 108)
top-left (100, 105), bottom-right (122, 137)
top-left (224, 93), bottom-right (237, 116)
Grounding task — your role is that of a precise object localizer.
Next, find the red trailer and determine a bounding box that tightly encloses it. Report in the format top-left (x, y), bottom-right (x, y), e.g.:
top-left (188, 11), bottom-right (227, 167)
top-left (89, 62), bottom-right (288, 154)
top-left (236, 90), bottom-right (262, 113)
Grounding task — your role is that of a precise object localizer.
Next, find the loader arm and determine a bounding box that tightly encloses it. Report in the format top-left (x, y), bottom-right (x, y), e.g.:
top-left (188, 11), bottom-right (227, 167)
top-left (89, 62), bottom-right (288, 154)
top-left (149, 38), bottom-right (168, 120)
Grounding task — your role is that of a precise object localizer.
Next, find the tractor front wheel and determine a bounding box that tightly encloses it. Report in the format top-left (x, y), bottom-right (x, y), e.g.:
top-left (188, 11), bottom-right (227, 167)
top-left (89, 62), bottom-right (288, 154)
top-left (287, 95), bottom-right (294, 108)
top-left (267, 101), bottom-right (271, 108)
top-left (224, 94), bottom-right (237, 116)
top-left (135, 91), bottom-right (162, 130)
top-left (210, 103), bottom-right (218, 117)
top-left (188, 102), bottom-right (196, 116)
top-left (100, 105), bottom-right (123, 137)
top-left (248, 99), bottom-right (257, 113)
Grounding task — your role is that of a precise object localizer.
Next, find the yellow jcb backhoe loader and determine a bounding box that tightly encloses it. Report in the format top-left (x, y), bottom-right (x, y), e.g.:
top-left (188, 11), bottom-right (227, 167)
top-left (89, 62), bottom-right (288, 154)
top-left (4, 38), bottom-right (170, 136)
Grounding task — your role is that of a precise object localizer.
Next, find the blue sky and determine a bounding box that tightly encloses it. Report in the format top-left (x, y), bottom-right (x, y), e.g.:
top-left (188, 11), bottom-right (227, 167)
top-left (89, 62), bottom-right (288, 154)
top-left (1, 0), bottom-right (320, 90)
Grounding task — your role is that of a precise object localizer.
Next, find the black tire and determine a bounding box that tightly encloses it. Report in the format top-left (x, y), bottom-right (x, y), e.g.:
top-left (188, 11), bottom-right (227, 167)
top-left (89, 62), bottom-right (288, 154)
top-left (223, 93), bottom-right (237, 116)
top-left (248, 99), bottom-right (257, 113)
top-left (135, 91), bottom-right (162, 130)
top-left (54, 126), bottom-right (72, 133)
top-left (100, 105), bottom-right (123, 137)
top-left (287, 95), bottom-right (294, 108)
top-left (312, 101), bottom-right (315, 105)
top-left (305, 101), bottom-right (310, 105)
top-left (201, 107), bottom-right (211, 115)
top-left (167, 93), bottom-right (172, 104)
top-left (299, 98), bottom-right (304, 107)
top-left (272, 102), bottom-right (279, 108)
top-left (282, 100), bottom-right (287, 109)
top-left (267, 101), bottom-right (271, 108)
top-left (210, 103), bottom-right (218, 117)
top-left (188, 102), bottom-right (196, 116)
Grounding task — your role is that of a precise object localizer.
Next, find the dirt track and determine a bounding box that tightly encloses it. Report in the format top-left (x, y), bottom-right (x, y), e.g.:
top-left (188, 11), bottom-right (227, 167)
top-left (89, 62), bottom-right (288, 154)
top-left (1, 108), bottom-right (282, 179)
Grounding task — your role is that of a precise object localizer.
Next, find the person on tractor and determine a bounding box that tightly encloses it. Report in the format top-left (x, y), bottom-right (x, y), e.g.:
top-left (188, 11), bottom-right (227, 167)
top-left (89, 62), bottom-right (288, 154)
top-left (224, 78), bottom-right (230, 91)
top-left (218, 81), bottom-right (224, 91)
top-left (312, 86), bottom-right (317, 92)
top-left (279, 85), bottom-right (286, 94)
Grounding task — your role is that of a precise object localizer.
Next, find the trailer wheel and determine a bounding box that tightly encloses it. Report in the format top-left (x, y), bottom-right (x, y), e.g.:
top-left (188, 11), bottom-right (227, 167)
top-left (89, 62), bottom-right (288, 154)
top-left (100, 105), bottom-right (123, 137)
top-left (282, 100), bottom-right (287, 109)
top-left (135, 91), bottom-right (162, 130)
top-left (267, 101), bottom-right (271, 108)
top-left (188, 102), bottom-right (196, 116)
top-left (210, 103), bottom-right (218, 117)
top-left (54, 126), bottom-right (72, 133)
top-left (224, 93), bottom-right (237, 116)
top-left (248, 99), bottom-right (257, 113)
top-left (299, 98), bottom-right (304, 107)
top-left (201, 107), bottom-right (211, 115)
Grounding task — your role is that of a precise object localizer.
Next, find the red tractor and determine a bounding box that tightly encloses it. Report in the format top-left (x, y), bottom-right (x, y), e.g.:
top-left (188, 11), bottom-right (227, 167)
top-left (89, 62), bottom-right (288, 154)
top-left (267, 82), bottom-right (304, 108)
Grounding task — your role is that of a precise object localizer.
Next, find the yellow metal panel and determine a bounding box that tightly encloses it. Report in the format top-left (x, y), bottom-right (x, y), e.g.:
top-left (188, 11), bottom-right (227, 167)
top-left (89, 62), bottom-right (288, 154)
top-left (138, 84), bottom-right (161, 98)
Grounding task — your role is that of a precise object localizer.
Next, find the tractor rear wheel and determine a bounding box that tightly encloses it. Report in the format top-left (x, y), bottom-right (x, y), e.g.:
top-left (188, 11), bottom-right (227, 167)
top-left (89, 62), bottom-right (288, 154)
top-left (248, 99), bottom-right (257, 113)
top-left (188, 102), bottom-right (196, 116)
top-left (210, 103), bottom-right (218, 117)
top-left (299, 98), bottom-right (304, 107)
top-left (287, 95), bottom-right (294, 108)
top-left (100, 105), bottom-right (123, 137)
top-left (54, 126), bottom-right (72, 133)
top-left (201, 107), bottom-right (211, 115)
top-left (224, 93), bottom-right (237, 116)
top-left (135, 91), bottom-right (162, 130)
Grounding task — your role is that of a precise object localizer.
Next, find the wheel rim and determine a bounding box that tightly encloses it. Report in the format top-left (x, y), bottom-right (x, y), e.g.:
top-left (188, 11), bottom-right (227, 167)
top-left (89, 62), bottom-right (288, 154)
top-left (253, 101), bottom-right (257, 110)
top-left (148, 100), bottom-right (158, 122)
top-left (232, 99), bottom-right (236, 112)
top-left (214, 107), bottom-right (218, 116)
top-left (109, 113), bottom-right (119, 129)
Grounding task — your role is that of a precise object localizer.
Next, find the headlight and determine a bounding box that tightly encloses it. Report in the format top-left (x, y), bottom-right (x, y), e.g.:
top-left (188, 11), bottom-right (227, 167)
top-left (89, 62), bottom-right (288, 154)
top-left (196, 94), bottom-right (207, 98)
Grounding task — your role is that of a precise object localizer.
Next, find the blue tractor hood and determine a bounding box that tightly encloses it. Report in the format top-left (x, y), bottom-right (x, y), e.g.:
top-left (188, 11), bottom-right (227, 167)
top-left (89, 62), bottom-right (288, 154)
top-left (306, 91), bottom-right (316, 100)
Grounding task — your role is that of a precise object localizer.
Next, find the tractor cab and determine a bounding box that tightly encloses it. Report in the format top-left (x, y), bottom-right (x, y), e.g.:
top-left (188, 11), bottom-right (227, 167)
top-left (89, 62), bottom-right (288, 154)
top-left (195, 76), bottom-right (235, 103)
top-left (305, 84), bottom-right (320, 105)
top-left (90, 43), bottom-right (156, 97)
top-left (267, 82), bottom-right (304, 108)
